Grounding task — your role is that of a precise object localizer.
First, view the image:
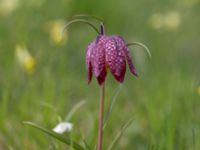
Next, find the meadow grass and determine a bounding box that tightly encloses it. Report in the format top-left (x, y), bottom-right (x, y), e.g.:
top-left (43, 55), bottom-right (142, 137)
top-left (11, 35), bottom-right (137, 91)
top-left (0, 0), bottom-right (200, 149)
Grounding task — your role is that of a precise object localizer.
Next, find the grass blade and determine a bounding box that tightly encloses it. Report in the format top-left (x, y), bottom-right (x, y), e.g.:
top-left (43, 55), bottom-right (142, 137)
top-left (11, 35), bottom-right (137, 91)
top-left (108, 118), bottom-right (135, 150)
top-left (72, 14), bottom-right (104, 22)
top-left (65, 100), bottom-right (87, 121)
top-left (127, 42), bottom-right (152, 59)
top-left (62, 19), bottom-right (100, 38)
top-left (103, 85), bottom-right (122, 129)
top-left (82, 139), bottom-right (91, 150)
top-left (23, 121), bottom-right (84, 150)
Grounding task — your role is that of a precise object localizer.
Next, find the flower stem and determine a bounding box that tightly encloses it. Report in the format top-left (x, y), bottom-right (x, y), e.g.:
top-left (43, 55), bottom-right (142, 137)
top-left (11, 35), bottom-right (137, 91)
top-left (100, 23), bottom-right (105, 35)
top-left (97, 82), bottom-right (105, 150)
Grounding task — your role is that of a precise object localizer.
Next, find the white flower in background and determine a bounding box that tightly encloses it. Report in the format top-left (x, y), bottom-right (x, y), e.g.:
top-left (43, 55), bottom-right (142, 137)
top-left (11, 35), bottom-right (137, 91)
top-left (16, 45), bottom-right (36, 74)
top-left (0, 0), bottom-right (19, 16)
top-left (44, 19), bottom-right (68, 45)
top-left (149, 11), bottom-right (181, 31)
top-left (53, 122), bottom-right (73, 134)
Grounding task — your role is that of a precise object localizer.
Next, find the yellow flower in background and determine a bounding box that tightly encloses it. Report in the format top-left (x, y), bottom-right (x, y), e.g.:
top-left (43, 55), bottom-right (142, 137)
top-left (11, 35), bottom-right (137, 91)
top-left (149, 13), bottom-right (163, 30)
top-left (149, 11), bottom-right (181, 31)
top-left (164, 11), bottom-right (180, 30)
top-left (45, 19), bottom-right (68, 45)
top-left (0, 0), bottom-right (19, 16)
top-left (197, 86), bottom-right (200, 96)
top-left (16, 45), bottom-right (36, 74)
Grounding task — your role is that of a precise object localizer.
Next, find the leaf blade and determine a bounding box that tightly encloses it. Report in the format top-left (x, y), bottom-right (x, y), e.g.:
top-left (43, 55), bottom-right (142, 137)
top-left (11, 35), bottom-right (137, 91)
top-left (108, 118), bottom-right (135, 150)
top-left (103, 85), bottom-right (122, 130)
top-left (65, 100), bottom-right (86, 121)
top-left (23, 121), bottom-right (84, 150)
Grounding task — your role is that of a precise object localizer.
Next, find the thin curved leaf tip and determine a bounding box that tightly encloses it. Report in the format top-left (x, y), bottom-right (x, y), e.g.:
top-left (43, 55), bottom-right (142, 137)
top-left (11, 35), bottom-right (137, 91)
top-left (127, 42), bottom-right (152, 59)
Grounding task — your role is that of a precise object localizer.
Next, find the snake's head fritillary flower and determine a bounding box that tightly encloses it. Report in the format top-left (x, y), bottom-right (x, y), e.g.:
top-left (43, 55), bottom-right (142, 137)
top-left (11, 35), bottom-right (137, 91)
top-left (64, 18), bottom-right (150, 85)
top-left (86, 26), bottom-right (138, 85)
top-left (63, 18), bottom-right (150, 150)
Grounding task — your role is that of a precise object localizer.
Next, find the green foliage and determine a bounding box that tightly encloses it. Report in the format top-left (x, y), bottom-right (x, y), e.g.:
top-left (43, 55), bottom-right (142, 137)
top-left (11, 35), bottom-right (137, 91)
top-left (0, 0), bottom-right (200, 149)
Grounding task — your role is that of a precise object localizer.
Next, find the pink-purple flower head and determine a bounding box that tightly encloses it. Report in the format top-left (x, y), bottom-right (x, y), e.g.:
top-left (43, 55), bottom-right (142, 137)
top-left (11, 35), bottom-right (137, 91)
top-left (63, 17), bottom-right (151, 85)
top-left (86, 35), bottom-right (138, 85)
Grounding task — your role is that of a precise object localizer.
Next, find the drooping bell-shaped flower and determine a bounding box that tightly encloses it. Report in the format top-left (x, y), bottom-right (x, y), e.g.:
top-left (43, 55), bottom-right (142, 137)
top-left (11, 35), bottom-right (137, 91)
top-left (86, 34), bottom-right (138, 85)
top-left (63, 18), bottom-right (150, 85)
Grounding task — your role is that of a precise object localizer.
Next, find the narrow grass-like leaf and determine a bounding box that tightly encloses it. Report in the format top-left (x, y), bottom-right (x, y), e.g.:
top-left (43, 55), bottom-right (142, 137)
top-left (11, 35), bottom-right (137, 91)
top-left (37, 101), bottom-right (62, 122)
top-left (65, 100), bottom-right (87, 121)
top-left (23, 121), bottom-right (84, 150)
top-left (8, 146), bottom-right (14, 150)
top-left (72, 14), bottom-right (104, 22)
top-left (82, 139), bottom-right (91, 150)
top-left (48, 140), bottom-right (57, 150)
top-left (38, 101), bottom-right (56, 110)
top-left (149, 144), bottom-right (154, 150)
top-left (108, 118), bottom-right (135, 150)
top-left (127, 42), bottom-right (152, 59)
top-left (103, 85), bottom-right (122, 129)
top-left (62, 19), bottom-right (100, 38)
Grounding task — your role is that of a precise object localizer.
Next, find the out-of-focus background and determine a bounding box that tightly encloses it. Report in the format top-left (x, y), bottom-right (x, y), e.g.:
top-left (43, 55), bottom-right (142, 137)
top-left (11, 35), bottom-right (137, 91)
top-left (0, 0), bottom-right (200, 149)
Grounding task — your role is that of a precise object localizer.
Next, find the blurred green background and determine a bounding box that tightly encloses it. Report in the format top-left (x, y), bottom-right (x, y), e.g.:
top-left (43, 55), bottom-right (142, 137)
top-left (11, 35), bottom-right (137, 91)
top-left (0, 0), bottom-right (200, 149)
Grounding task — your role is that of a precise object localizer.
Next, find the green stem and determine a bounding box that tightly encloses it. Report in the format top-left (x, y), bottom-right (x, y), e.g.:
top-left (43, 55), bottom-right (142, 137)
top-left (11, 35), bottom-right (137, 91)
top-left (100, 23), bottom-right (105, 35)
top-left (97, 83), bottom-right (105, 150)
top-left (62, 19), bottom-right (100, 37)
